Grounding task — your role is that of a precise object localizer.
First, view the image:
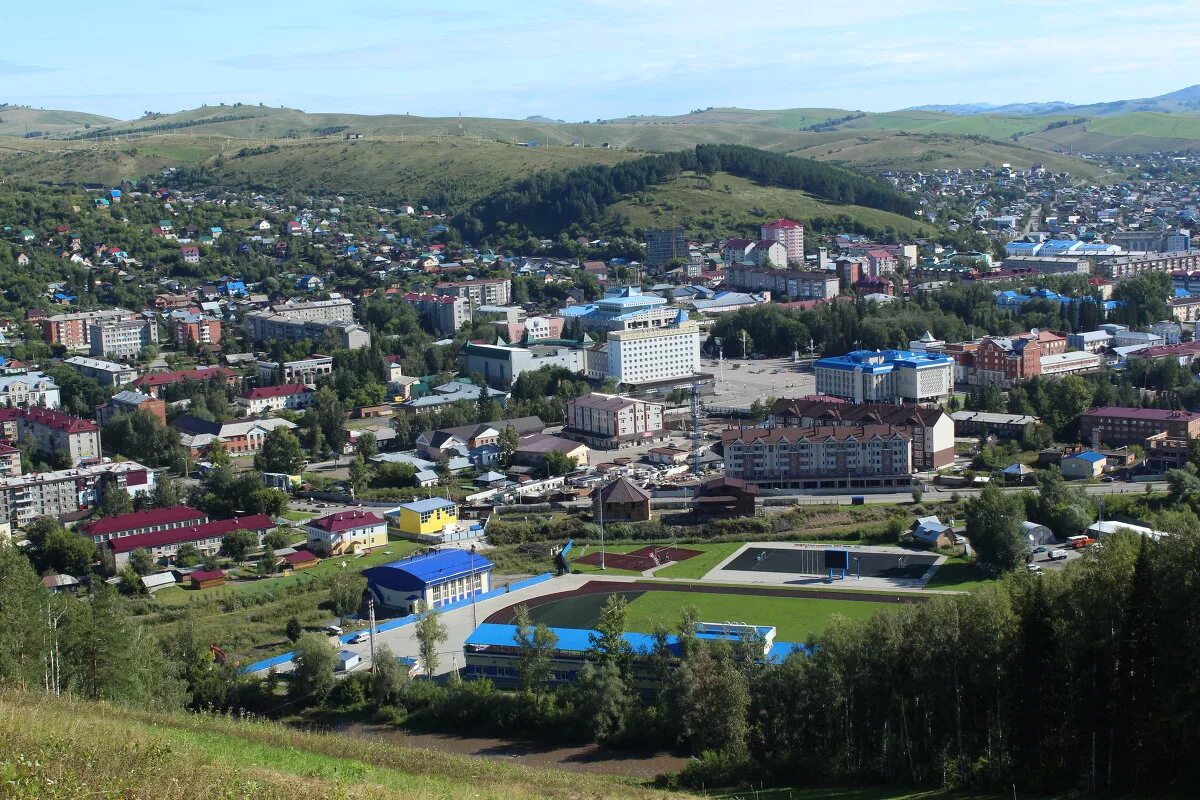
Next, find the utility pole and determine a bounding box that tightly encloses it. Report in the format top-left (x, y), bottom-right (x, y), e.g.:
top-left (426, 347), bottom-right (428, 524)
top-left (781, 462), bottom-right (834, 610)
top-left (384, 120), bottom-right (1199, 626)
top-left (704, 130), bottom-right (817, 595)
top-left (690, 379), bottom-right (702, 477)
top-left (741, 330), bottom-right (749, 359)
top-left (469, 543), bottom-right (478, 629)
top-left (597, 482), bottom-right (606, 570)
top-left (367, 596), bottom-right (377, 666)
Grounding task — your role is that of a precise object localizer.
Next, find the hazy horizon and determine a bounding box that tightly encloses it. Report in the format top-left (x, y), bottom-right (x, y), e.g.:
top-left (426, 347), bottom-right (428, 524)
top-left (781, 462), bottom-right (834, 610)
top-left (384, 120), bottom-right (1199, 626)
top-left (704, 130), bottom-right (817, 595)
top-left (6, 1), bottom-right (1198, 121)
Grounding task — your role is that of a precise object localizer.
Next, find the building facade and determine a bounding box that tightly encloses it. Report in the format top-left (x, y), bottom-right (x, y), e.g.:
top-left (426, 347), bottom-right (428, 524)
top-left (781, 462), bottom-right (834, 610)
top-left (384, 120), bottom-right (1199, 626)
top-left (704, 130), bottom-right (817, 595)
top-left (435, 278), bottom-right (512, 309)
top-left (722, 425), bottom-right (913, 490)
top-left (563, 392), bottom-right (666, 449)
top-left (645, 228), bottom-right (689, 269)
top-left (256, 355), bottom-right (333, 386)
top-left (89, 318), bottom-right (158, 360)
top-left (16, 408), bottom-right (101, 466)
top-left (107, 514), bottom-right (275, 567)
top-left (39, 308), bottom-right (134, 351)
top-left (80, 505), bottom-right (210, 544)
top-left (245, 313), bottom-right (370, 349)
top-left (364, 549), bottom-right (493, 614)
top-left (726, 265), bottom-right (838, 300)
top-left (392, 498), bottom-right (459, 537)
top-left (403, 292), bottom-right (470, 334)
top-left (760, 219), bottom-right (804, 265)
top-left (266, 298), bottom-right (355, 323)
top-left (606, 317), bottom-right (701, 388)
top-left (62, 356), bottom-right (138, 387)
top-left (306, 510), bottom-right (387, 556)
top-left (814, 350), bottom-right (954, 404)
top-left (0, 372), bottom-right (61, 409)
top-left (559, 286), bottom-right (679, 333)
top-left (236, 384), bottom-right (315, 414)
top-left (1079, 407), bottom-right (1200, 447)
top-left (0, 461), bottom-right (154, 528)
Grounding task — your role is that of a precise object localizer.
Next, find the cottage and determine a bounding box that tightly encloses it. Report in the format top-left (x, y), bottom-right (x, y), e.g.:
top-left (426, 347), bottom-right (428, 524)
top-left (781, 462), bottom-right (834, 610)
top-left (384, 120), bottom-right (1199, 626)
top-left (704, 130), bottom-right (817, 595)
top-left (594, 477), bottom-right (651, 522)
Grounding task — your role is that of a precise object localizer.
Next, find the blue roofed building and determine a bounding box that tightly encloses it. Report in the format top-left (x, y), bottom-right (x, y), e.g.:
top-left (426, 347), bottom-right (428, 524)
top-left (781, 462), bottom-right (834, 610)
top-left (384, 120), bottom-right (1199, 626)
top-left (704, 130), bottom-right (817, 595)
top-left (464, 621), bottom-right (809, 693)
top-left (558, 286), bottom-right (679, 333)
top-left (363, 548), bottom-right (493, 614)
top-left (814, 349), bottom-right (954, 404)
top-left (1061, 449), bottom-right (1107, 480)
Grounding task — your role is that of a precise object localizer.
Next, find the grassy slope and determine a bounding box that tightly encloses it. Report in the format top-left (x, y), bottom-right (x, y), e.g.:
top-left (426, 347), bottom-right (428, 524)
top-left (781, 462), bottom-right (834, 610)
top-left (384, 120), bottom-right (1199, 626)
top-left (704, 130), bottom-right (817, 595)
top-left (0, 105), bottom-right (114, 137)
top-left (0, 690), bottom-right (691, 800)
top-left (609, 171), bottom-right (934, 239)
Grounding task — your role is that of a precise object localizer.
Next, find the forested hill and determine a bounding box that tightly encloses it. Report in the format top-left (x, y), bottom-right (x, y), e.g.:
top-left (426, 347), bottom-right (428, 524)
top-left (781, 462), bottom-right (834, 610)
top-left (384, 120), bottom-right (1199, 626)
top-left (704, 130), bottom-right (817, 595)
top-left (454, 144), bottom-right (917, 240)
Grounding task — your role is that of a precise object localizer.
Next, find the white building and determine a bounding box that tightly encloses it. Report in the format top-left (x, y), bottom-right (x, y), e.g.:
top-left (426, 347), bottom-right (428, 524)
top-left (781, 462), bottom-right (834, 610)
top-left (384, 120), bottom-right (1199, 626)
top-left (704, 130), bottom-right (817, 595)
top-left (0, 372), bottom-right (62, 409)
top-left (606, 314), bottom-right (700, 388)
top-left (814, 350), bottom-right (954, 404)
top-left (306, 510), bottom-right (388, 556)
top-left (63, 356), bottom-right (138, 387)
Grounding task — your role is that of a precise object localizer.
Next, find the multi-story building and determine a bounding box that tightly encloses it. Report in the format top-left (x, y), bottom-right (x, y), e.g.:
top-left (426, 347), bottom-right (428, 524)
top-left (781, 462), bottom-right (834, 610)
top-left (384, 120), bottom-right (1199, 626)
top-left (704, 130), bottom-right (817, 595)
top-left (1038, 351), bottom-right (1103, 377)
top-left (172, 415), bottom-right (298, 456)
top-left (1100, 251), bottom-right (1200, 280)
top-left (462, 341), bottom-right (587, 389)
top-left (814, 350), bottom-right (954, 404)
top-left (973, 336), bottom-right (1043, 387)
top-left (606, 314), bottom-right (701, 389)
top-left (16, 408), bottom-right (101, 466)
top-left (645, 228), bottom-right (689, 269)
top-left (1001, 255), bottom-right (1091, 274)
top-left (171, 311), bottom-right (222, 348)
top-left (760, 219), bottom-right (804, 265)
top-left (435, 278), bottom-right (512, 309)
top-left (562, 392), bottom-right (666, 449)
top-left (245, 313), bottom-right (370, 349)
top-left (79, 505), bottom-right (210, 545)
top-left (306, 510), bottom-right (387, 556)
top-left (39, 308), bottom-right (134, 351)
top-left (722, 425), bottom-right (913, 490)
top-left (132, 366), bottom-right (239, 398)
top-left (0, 442), bottom-right (20, 479)
top-left (1109, 230), bottom-right (1191, 253)
top-left (558, 286), bottom-right (679, 333)
top-left (236, 384), bottom-right (316, 415)
top-left (62, 356), bottom-right (138, 387)
top-left (403, 292), bottom-right (470, 334)
top-left (107, 514), bottom-right (275, 568)
top-left (725, 265), bottom-right (838, 300)
top-left (256, 355), bottom-right (333, 386)
top-left (747, 240), bottom-right (788, 269)
top-left (767, 398), bottom-right (953, 470)
top-left (0, 372), bottom-right (61, 409)
top-left (266, 298), bottom-right (355, 323)
top-left (89, 318), bottom-right (158, 360)
top-left (96, 390), bottom-right (167, 426)
top-left (950, 411), bottom-right (1040, 440)
top-left (391, 498), bottom-right (459, 538)
top-left (0, 460), bottom-right (155, 528)
top-left (1079, 407), bottom-right (1200, 448)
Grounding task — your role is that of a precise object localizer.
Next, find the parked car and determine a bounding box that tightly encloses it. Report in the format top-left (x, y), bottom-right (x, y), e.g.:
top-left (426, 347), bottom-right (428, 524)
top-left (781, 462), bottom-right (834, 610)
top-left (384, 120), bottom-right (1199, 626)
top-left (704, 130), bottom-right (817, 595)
top-left (1031, 546), bottom-right (1048, 554)
top-left (1026, 563), bottom-right (1043, 573)
top-left (348, 632), bottom-right (369, 644)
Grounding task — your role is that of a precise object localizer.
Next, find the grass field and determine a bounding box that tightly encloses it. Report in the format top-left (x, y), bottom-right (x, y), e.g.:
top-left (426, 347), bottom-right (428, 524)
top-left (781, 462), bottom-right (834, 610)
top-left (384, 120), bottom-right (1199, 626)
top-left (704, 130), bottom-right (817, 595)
top-left (922, 556), bottom-right (994, 592)
top-left (610, 171), bottom-right (933, 239)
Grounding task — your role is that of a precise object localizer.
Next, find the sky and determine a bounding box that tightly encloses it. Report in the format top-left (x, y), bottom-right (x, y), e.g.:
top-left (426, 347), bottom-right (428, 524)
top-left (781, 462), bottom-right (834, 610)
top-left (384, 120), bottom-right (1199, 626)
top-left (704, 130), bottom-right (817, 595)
top-left (5, 0), bottom-right (1200, 121)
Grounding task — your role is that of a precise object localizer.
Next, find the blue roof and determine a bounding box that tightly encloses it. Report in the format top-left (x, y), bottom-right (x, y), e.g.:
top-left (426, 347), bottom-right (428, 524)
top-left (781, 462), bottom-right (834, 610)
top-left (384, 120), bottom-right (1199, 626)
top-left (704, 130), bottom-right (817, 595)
top-left (399, 497), bottom-right (457, 513)
top-left (1067, 450), bottom-right (1106, 463)
top-left (815, 349), bottom-right (953, 374)
top-left (364, 549), bottom-right (493, 591)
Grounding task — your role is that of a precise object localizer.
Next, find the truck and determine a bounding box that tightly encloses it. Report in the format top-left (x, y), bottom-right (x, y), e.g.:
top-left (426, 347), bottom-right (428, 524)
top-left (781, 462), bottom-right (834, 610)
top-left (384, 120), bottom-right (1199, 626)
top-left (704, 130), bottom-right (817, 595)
top-left (1067, 535), bottom-right (1095, 549)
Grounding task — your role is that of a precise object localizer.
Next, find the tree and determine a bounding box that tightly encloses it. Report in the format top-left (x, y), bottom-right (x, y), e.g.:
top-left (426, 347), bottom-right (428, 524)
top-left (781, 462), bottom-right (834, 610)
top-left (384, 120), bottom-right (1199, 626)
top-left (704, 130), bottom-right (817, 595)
top-left (911, 485), bottom-right (924, 504)
top-left (264, 528), bottom-right (290, 552)
top-left (965, 483), bottom-right (1028, 572)
top-left (175, 543), bottom-right (200, 568)
top-left (25, 518), bottom-right (96, 577)
top-left (1166, 465), bottom-right (1200, 503)
top-left (290, 632), bottom-right (337, 703)
top-left (286, 616), bottom-right (303, 643)
top-left (150, 476), bottom-right (182, 508)
top-left (254, 427), bottom-right (306, 474)
top-left (590, 593), bottom-right (633, 674)
top-left (575, 659), bottom-right (634, 743)
top-left (257, 552), bottom-right (278, 576)
top-left (372, 644), bottom-right (410, 707)
top-left (1034, 467), bottom-right (1095, 537)
top-left (329, 571), bottom-right (365, 619)
top-left (128, 548), bottom-right (155, 576)
top-left (544, 449), bottom-right (578, 476)
top-left (674, 641), bottom-right (750, 759)
top-left (220, 529), bottom-right (257, 563)
top-left (414, 603), bottom-right (448, 678)
top-left (348, 454), bottom-right (372, 497)
top-left (99, 487), bottom-right (134, 519)
top-left (513, 604), bottom-right (559, 693)
top-left (206, 440), bottom-right (231, 468)
top-left (354, 431), bottom-right (378, 460)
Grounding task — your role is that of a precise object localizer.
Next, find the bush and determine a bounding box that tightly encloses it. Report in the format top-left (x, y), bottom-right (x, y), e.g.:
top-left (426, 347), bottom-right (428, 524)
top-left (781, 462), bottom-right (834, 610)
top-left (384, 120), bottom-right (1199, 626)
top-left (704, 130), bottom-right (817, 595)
top-left (327, 671), bottom-right (373, 708)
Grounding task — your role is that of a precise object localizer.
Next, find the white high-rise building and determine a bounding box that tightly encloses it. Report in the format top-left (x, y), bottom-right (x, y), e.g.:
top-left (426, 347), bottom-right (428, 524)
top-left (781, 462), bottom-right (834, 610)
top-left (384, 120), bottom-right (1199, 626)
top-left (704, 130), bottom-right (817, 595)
top-left (606, 314), bottom-right (700, 387)
top-left (760, 219), bottom-right (805, 265)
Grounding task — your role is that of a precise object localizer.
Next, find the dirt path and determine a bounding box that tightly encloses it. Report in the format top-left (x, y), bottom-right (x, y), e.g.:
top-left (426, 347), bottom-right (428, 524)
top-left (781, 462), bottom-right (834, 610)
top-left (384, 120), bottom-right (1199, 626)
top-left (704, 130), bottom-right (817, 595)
top-left (343, 723), bottom-right (688, 778)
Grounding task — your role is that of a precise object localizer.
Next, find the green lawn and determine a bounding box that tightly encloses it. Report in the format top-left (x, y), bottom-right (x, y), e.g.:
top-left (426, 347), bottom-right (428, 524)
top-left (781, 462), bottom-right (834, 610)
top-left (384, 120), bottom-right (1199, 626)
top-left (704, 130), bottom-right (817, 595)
top-left (623, 590), bottom-right (891, 642)
top-left (924, 556), bottom-right (993, 592)
top-left (654, 542), bottom-right (744, 579)
top-left (569, 543), bottom-right (649, 576)
top-left (280, 510), bottom-right (311, 522)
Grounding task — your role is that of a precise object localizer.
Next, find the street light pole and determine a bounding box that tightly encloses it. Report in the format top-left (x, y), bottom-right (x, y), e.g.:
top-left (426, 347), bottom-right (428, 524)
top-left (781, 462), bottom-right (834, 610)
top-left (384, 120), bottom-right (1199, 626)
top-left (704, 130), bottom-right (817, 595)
top-left (469, 543), bottom-right (478, 629)
top-left (597, 482), bottom-right (606, 570)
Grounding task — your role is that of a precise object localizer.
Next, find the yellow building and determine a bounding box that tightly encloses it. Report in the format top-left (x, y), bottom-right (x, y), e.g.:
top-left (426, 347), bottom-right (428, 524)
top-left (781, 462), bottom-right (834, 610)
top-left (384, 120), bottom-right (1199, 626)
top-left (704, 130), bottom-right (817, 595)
top-left (392, 497), bottom-right (459, 536)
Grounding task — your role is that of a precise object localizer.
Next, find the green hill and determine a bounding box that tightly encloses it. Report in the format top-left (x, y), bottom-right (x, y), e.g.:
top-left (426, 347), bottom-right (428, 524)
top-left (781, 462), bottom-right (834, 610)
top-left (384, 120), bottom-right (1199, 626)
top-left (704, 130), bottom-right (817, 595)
top-left (0, 105), bottom-right (115, 137)
top-left (0, 690), bottom-right (689, 800)
top-left (609, 171), bottom-right (934, 240)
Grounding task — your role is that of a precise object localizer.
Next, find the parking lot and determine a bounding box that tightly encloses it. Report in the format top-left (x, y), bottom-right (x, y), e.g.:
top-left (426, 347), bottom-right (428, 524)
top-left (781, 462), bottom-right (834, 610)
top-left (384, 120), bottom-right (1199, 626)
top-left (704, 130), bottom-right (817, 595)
top-left (1027, 544), bottom-right (1084, 573)
top-left (706, 357), bottom-right (816, 410)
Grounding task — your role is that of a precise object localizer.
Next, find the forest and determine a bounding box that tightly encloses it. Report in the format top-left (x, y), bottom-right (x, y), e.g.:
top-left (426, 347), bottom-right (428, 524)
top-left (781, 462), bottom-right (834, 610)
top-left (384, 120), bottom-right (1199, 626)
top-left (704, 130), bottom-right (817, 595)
top-left (454, 144), bottom-right (918, 241)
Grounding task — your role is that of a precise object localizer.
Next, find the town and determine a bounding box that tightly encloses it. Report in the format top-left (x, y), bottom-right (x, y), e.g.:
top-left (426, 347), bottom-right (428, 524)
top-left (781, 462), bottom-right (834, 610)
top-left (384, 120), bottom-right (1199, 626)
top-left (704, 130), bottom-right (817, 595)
top-left (6, 33), bottom-right (1200, 799)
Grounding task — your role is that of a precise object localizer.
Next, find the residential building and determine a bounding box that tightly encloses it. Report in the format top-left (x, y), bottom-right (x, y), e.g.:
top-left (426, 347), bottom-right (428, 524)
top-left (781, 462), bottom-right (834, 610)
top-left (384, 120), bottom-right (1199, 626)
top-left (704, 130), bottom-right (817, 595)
top-left (814, 350), bottom-right (954, 404)
top-left (558, 286), bottom-right (678, 333)
top-left (1109, 230), bottom-right (1191, 253)
top-left (414, 417), bottom-right (545, 461)
top-left (171, 415), bottom-right (298, 456)
top-left (79, 506), bottom-right (209, 545)
top-left (1067, 330), bottom-right (1113, 353)
top-left (513, 433), bottom-right (590, 469)
top-left (1001, 255), bottom-right (1091, 274)
top-left (768, 398), bottom-right (953, 470)
top-left (106, 514), bottom-right (275, 568)
top-left (0, 372), bottom-right (61, 409)
top-left (563, 393), bottom-right (666, 449)
top-left (645, 228), bottom-right (689, 269)
top-left (721, 425), bottom-right (913, 490)
top-left (0, 460), bottom-right (154, 527)
top-left (171, 311), bottom-right (222, 348)
top-left (691, 476), bottom-right (758, 516)
top-left (265, 298), bottom-right (355, 323)
top-left (390, 498), bottom-right (459, 537)
top-left (1061, 450), bottom-right (1106, 480)
top-left (89, 318), bottom-right (158, 360)
top-left (244, 313), bottom-right (370, 349)
top-left (62, 356), bottom-right (137, 387)
top-left (725, 265), bottom-right (838, 300)
top-left (606, 314), bottom-right (701, 388)
top-left (364, 548), bottom-right (493, 614)
top-left (1079, 407), bottom-right (1200, 447)
top-left (16, 407), bottom-right (101, 466)
top-left (132, 366), bottom-right (239, 398)
top-left (1100, 251), bottom-right (1200, 280)
top-left (236, 384), bottom-right (315, 414)
top-left (306, 510), bottom-right (387, 556)
top-left (760, 219), bottom-right (804, 265)
top-left (1039, 350), bottom-right (1103, 377)
top-left (950, 411), bottom-right (1039, 439)
top-left (96, 390), bottom-right (167, 426)
top-left (256, 355), bottom-right (333, 386)
top-left (435, 278), bottom-right (511, 309)
top-left (39, 308), bottom-right (133, 351)
top-left (746, 240), bottom-right (788, 269)
top-left (973, 336), bottom-right (1042, 386)
top-left (594, 477), bottom-right (651, 522)
top-left (0, 443), bottom-right (21, 478)
top-left (403, 292), bottom-right (470, 334)
top-left (180, 244), bottom-right (200, 264)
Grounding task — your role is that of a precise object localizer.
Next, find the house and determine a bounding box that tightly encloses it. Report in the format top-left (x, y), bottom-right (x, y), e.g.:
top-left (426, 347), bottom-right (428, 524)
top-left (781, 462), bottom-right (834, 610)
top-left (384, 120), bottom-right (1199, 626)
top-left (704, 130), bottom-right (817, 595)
top-left (594, 477), bottom-right (651, 522)
top-left (390, 498), bottom-right (458, 537)
top-left (80, 505), bottom-right (209, 544)
top-left (180, 245), bottom-right (200, 264)
top-left (106, 514), bottom-right (275, 568)
top-left (306, 510), bottom-right (387, 556)
top-left (172, 415), bottom-right (298, 456)
top-left (364, 548), bottom-right (493, 614)
top-left (911, 516), bottom-right (957, 548)
top-left (236, 384), bottom-right (315, 415)
top-left (690, 476), bottom-right (758, 516)
top-left (513, 434), bottom-right (590, 470)
top-left (282, 550), bottom-right (319, 570)
top-left (190, 569), bottom-right (226, 590)
top-left (1061, 450), bottom-right (1106, 480)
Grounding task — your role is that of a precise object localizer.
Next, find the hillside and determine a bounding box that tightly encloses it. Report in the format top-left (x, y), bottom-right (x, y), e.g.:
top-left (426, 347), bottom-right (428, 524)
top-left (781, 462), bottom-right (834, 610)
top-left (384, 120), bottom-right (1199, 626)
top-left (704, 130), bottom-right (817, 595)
top-left (0, 690), bottom-right (691, 800)
top-left (609, 171), bottom-right (934, 240)
top-left (0, 104), bottom-right (114, 137)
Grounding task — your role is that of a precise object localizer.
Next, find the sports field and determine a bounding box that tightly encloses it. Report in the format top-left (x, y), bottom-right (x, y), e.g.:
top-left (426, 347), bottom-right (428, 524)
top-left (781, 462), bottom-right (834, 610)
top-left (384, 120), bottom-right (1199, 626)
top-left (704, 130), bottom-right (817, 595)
top-left (489, 580), bottom-right (913, 642)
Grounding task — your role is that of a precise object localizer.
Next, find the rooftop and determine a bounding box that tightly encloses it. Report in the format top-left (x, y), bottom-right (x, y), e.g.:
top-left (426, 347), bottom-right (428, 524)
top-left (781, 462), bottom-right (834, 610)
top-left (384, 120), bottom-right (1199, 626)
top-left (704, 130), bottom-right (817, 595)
top-left (80, 505), bottom-right (206, 537)
top-left (309, 510), bottom-right (385, 533)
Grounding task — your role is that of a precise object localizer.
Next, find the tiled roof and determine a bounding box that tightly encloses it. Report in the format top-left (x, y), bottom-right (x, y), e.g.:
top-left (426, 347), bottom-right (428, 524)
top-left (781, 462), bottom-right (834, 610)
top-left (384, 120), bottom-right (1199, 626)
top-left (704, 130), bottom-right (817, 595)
top-left (308, 510), bottom-right (384, 533)
top-left (108, 514), bottom-right (275, 553)
top-left (19, 407), bottom-right (99, 434)
top-left (241, 383), bottom-right (311, 400)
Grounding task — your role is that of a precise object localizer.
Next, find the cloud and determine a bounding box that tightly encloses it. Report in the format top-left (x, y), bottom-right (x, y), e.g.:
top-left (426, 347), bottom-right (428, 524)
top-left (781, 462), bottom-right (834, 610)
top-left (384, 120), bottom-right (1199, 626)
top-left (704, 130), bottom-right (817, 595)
top-left (0, 59), bottom-right (54, 76)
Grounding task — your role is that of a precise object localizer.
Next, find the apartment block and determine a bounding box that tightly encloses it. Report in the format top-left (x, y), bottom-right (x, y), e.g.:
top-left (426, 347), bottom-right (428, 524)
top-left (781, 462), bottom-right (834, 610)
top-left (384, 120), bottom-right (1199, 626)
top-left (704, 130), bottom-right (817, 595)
top-left (722, 425), bottom-right (913, 490)
top-left (606, 318), bottom-right (701, 388)
top-left (725, 265), bottom-right (838, 300)
top-left (403, 292), bottom-right (470, 334)
top-left (171, 311), bottom-right (222, 348)
top-left (89, 318), bottom-right (158, 359)
top-left (266, 298), bottom-right (355, 323)
top-left (0, 461), bottom-right (154, 528)
top-left (245, 313), bottom-right (370, 349)
top-left (40, 308), bottom-right (134, 351)
top-left (16, 407), bottom-right (101, 466)
top-left (814, 350), bottom-right (954, 404)
top-left (62, 356), bottom-right (138, 387)
top-left (1079, 407), bottom-right (1200, 448)
top-left (760, 219), bottom-right (804, 265)
top-left (645, 228), bottom-right (689, 269)
top-left (563, 392), bottom-right (666, 449)
top-left (435, 278), bottom-right (512, 309)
